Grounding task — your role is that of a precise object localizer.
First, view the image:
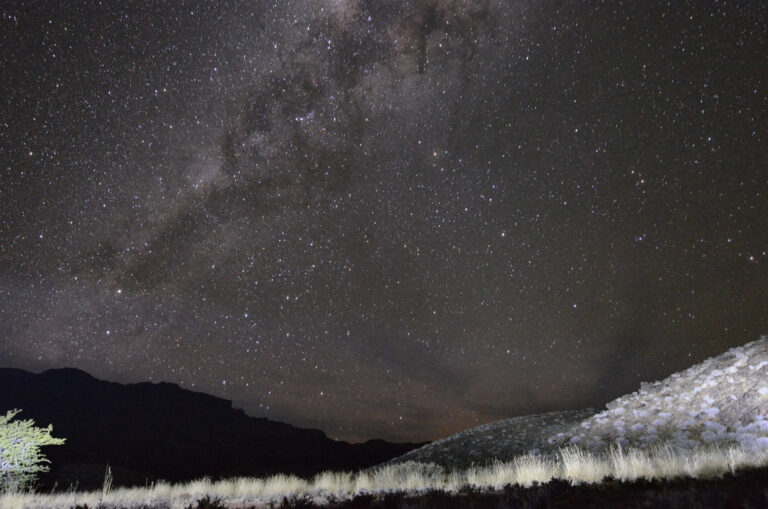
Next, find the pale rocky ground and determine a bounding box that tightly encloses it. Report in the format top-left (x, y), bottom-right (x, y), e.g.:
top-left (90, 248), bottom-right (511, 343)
top-left (391, 336), bottom-right (768, 468)
top-left (550, 335), bottom-right (768, 453)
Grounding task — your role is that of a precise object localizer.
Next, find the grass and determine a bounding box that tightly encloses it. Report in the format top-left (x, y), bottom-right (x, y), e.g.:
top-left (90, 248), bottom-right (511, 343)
top-left (2, 443), bottom-right (767, 508)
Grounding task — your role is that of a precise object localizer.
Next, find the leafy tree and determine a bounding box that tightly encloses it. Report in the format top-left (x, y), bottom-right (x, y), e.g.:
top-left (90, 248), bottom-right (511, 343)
top-left (0, 409), bottom-right (65, 492)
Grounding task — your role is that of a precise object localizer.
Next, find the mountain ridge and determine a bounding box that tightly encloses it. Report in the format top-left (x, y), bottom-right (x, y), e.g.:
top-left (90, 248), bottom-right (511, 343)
top-left (0, 366), bottom-right (425, 490)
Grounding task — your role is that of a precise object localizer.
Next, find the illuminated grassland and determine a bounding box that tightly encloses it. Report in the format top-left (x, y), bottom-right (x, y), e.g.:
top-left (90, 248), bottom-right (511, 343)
top-left (2, 443), bottom-right (767, 508)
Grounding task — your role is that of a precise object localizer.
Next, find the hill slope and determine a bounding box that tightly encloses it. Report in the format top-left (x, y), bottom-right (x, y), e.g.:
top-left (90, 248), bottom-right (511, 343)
top-left (0, 367), bottom-right (424, 490)
top-left (389, 336), bottom-right (768, 468)
top-left (548, 336), bottom-right (768, 452)
top-left (389, 409), bottom-right (596, 468)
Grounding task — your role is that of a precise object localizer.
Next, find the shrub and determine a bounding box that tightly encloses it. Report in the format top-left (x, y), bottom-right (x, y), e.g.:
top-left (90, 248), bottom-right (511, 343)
top-left (0, 409), bottom-right (65, 492)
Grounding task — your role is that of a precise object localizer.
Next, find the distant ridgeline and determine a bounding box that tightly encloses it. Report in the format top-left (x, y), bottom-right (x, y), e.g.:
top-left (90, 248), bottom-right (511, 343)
top-left (0, 368), bottom-right (425, 490)
top-left (392, 336), bottom-right (768, 468)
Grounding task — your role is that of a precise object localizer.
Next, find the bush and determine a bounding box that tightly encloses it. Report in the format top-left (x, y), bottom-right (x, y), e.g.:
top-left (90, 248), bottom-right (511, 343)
top-left (0, 409), bottom-right (65, 492)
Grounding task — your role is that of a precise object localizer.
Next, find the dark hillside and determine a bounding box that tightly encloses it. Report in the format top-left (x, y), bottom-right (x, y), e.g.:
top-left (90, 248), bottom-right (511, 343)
top-left (0, 367), bottom-right (424, 490)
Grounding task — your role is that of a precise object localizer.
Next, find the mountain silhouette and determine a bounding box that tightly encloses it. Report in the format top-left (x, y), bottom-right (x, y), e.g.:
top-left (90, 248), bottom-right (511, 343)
top-left (0, 367), bottom-right (425, 490)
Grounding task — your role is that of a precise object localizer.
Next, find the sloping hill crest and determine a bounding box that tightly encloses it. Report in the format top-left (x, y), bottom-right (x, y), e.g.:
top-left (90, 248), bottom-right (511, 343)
top-left (548, 336), bottom-right (768, 452)
top-left (390, 335), bottom-right (768, 468)
top-left (389, 409), bottom-right (596, 468)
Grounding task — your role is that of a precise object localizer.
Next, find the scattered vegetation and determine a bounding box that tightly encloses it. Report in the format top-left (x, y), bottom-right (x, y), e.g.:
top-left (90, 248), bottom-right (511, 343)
top-left (0, 409), bottom-right (65, 493)
top-left (1, 442), bottom-right (766, 508)
top-left (102, 465), bottom-right (114, 501)
top-left (184, 495), bottom-right (227, 509)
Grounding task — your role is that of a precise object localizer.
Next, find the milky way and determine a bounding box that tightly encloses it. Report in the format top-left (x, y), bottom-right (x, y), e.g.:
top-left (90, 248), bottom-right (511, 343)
top-left (1, 1), bottom-right (767, 442)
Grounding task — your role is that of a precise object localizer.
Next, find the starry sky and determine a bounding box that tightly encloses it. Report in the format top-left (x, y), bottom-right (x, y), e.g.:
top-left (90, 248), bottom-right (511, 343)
top-left (1, 1), bottom-right (767, 443)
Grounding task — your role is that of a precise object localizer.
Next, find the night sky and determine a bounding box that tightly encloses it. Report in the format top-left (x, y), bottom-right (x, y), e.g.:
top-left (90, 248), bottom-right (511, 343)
top-left (1, 1), bottom-right (766, 443)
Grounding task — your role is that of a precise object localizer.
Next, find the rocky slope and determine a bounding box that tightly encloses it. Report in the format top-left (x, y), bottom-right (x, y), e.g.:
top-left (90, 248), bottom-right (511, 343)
top-left (548, 336), bottom-right (768, 453)
top-left (389, 336), bottom-right (768, 468)
top-left (389, 409), bottom-right (596, 468)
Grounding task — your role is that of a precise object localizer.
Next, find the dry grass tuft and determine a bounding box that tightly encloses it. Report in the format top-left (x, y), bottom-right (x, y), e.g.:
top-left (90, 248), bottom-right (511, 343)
top-left (2, 443), bottom-right (766, 508)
